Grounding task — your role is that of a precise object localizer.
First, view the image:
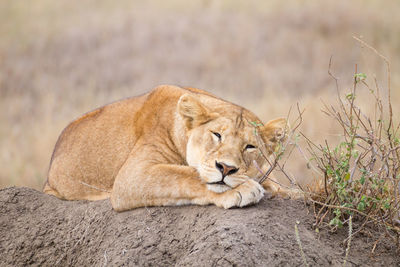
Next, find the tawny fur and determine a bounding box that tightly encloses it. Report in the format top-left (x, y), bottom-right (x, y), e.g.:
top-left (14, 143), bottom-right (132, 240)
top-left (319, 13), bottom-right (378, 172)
top-left (44, 85), bottom-right (299, 211)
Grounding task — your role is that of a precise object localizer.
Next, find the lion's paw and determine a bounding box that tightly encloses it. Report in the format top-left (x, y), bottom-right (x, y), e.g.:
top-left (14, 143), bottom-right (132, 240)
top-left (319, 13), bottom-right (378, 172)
top-left (235, 179), bottom-right (265, 207)
top-left (218, 179), bottom-right (265, 209)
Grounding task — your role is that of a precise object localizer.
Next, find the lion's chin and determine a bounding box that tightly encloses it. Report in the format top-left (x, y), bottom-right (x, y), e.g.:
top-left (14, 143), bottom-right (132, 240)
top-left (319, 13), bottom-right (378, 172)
top-left (206, 184), bottom-right (231, 193)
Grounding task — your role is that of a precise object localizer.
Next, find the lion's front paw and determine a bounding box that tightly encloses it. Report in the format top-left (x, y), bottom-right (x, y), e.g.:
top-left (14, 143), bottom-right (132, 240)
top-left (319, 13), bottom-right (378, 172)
top-left (235, 179), bottom-right (265, 207)
top-left (216, 179), bottom-right (265, 209)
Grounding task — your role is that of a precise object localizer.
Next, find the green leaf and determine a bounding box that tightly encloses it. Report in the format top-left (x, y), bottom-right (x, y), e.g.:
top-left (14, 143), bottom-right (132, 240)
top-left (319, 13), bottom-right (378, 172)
top-left (357, 201), bottom-right (366, 211)
top-left (329, 218), bottom-right (336, 225)
top-left (250, 121), bottom-right (263, 127)
top-left (346, 93), bottom-right (355, 100)
top-left (383, 202), bottom-right (390, 210)
top-left (329, 217), bottom-right (343, 228)
top-left (355, 73), bottom-right (367, 83)
top-left (333, 208), bottom-right (341, 217)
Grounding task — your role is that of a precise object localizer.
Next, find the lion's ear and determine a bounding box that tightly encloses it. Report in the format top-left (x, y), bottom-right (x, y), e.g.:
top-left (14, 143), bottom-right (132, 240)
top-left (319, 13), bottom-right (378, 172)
top-left (178, 94), bottom-right (216, 129)
top-left (260, 118), bottom-right (288, 152)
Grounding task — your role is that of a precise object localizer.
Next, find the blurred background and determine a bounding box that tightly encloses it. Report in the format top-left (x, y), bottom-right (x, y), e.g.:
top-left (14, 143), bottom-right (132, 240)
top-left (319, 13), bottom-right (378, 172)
top-left (1, 0), bottom-right (399, 190)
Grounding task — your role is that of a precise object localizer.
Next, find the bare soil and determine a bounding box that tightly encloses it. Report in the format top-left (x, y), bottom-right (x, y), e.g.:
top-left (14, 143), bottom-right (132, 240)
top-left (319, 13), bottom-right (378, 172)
top-left (0, 187), bottom-right (398, 266)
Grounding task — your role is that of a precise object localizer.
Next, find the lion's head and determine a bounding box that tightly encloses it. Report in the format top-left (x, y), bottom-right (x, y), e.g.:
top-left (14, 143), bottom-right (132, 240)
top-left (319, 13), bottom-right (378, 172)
top-left (178, 94), bottom-right (287, 193)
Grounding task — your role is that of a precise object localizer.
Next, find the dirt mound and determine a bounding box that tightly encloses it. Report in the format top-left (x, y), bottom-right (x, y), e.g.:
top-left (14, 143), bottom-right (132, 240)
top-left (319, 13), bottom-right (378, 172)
top-left (0, 187), bottom-right (398, 266)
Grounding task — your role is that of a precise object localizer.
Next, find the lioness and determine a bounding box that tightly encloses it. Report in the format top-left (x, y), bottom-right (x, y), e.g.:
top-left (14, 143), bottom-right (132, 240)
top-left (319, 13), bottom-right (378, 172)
top-left (44, 85), bottom-right (293, 211)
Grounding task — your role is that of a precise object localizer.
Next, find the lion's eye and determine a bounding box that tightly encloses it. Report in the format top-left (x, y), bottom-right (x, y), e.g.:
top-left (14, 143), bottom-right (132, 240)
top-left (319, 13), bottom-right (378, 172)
top-left (245, 144), bottom-right (256, 150)
top-left (212, 132), bottom-right (221, 140)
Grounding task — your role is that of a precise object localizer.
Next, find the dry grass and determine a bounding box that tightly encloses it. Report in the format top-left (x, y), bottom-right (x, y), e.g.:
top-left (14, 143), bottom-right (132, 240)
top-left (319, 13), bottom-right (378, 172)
top-left (1, 0), bottom-right (400, 189)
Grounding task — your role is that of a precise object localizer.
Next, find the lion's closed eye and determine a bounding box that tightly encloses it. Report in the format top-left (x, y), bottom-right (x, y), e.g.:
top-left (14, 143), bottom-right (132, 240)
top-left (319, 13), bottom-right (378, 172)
top-left (211, 131), bottom-right (222, 143)
top-left (212, 132), bottom-right (221, 139)
top-left (245, 144), bottom-right (256, 150)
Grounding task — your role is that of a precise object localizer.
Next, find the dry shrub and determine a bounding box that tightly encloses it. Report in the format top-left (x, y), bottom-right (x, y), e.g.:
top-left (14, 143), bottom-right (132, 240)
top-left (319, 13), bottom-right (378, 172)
top-left (253, 37), bottom-right (400, 252)
top-left (301, 39), bottom-right (400, 250)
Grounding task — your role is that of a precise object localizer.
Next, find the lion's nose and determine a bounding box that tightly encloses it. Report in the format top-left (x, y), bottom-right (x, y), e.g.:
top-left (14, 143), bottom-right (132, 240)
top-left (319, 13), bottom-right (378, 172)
top-left (215, 161), bottom-right (239, 178)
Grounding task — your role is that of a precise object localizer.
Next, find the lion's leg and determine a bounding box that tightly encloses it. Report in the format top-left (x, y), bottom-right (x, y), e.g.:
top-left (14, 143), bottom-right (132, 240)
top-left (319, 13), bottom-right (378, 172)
top-left (262, 179), bottom-right (303, 199)
top-left (46, 157), bottom-right (112, 201)
top-left (111, 163), bottom-right (212, 211)
top-left (43, 180), bottom-right (110, 200)
top-left (110, 162), bottom-right (264, 211)
top-left (43, 181), bottom-right (64, 199)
